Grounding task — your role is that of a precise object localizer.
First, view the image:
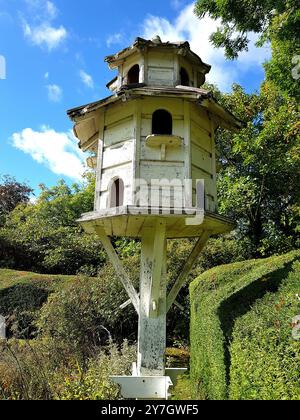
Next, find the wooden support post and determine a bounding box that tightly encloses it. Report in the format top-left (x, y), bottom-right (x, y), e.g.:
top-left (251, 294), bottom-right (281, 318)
top-left (183, 100), bottom-right (192, 207)
top-left (138, 221), bottom-right (167, 376)
top-left (149, 220), bottom-right (167, 317)
top-left (95, 227), bottom-right (140, 314)
top-left (166, 231), bottom-right (211, 312)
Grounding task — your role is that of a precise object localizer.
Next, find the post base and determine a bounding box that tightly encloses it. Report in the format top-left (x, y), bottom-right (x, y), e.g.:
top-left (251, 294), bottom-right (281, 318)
top-left (110, 368), bottom-right (188, 400)
top-left (110, 376), bottom-right (173, 400)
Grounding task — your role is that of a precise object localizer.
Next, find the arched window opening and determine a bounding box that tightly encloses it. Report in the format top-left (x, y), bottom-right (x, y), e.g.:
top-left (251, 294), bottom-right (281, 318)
top-left (152, 110), bottom-right (173, 135)
top-left (127, 64), bottom-right (140, 85)
top-left (110, 178), bottom-right (124, 208)
top-left (180, 67), bottom-right (190, 86)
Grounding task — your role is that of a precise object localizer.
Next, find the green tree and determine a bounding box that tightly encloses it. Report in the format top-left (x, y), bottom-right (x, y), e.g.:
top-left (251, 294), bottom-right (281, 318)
top-left (214, 82), bottom-right (300, 256)
top-left (0, 173), bottom-right (106, 275)
top-left (195, 0), bottom-right (300, 99)
top-left (0, 175), bottom-right (33, 226)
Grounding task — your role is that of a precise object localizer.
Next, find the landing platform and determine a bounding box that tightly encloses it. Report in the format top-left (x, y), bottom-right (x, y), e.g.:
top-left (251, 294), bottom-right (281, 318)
top-left (78, 206), bottom-right (234, 239)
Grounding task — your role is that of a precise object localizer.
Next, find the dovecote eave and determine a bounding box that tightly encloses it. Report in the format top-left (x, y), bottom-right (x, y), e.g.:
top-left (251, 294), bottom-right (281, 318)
top-left (67, 86), bottom-right (244, 133)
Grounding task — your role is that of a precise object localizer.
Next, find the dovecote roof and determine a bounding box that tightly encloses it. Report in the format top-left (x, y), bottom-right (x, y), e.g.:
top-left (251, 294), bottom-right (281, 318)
top-left (105, 36), bottom-right (211, 75)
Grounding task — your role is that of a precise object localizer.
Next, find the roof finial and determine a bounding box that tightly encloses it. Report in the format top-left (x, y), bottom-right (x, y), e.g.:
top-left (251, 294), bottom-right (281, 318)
top-left (152, 35), bottom-right (162, 44)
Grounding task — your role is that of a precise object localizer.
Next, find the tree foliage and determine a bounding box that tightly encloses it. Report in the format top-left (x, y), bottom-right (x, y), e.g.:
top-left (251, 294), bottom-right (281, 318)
top-left (195, 0), bottom-right (300, 99)
top-left (0, 174), bottom-right (106, 275)
top-left (195, 0), bottom-right (299, 56)
top-left (212, 82), bottom-right (300, 256)
top-left (0, 175), bottom-right (33, 226)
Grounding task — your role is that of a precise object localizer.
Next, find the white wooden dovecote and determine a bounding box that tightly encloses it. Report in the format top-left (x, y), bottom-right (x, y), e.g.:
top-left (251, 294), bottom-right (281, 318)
top-left (67, 36), bottom-right (242, 399)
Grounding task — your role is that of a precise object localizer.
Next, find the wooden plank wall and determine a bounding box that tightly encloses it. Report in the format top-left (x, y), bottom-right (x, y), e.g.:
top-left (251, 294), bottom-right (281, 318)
top-left (99, 101), bottom-right (135, 210)
top-left (190, 103), bottom-right (217, 211)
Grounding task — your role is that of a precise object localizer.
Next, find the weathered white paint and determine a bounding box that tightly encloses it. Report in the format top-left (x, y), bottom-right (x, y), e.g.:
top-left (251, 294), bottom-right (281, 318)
top-left (79, 209), bottom-right (234, 239)
top-left (70, 39), bottom-right (240, 398)
top-left (95, 112), bottom-right (105, 212)
top-left (111, 376), bottom-right (172, 400)
top-left (141, 138), bottom-right (184, 162)
top-left (184, 100), bottom-right (192, 207)
top-left (147, 51), bottom-right (174, 87)
top-left (149, 220), bottom-right (166, 318)
top-left (100, 163), bottom-right (133, 206)
top-left (132, 101), bottom-right (142, 204)
top-left (91, 94), bottom-right (219, 214)
top-left (102, 140), bottom-right (134, 170)
top-left (122, 52), bottom-right (143, 86)
top-left (104, 117), bottom-right (134, 147)
top-left (138, 225), bottom-right (167, 376)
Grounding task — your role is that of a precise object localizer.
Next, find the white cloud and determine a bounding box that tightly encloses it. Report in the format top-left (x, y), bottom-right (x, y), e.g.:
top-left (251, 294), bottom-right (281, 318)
top-left (45, 1), bottom-right (58, 20)
top-left (79, 70), bottom-right (94, 89)
top-left (44, 71), bottom-right (49, 79)
top-left (23, 20), bottom-right (67, 50)
top-left (11, 127), bottom-right (85, 180)
top-left (47, 84), bottom-right (62, 102)
top-left (22, 1), bottom-right (67, 50)
top-left (106, 32), bottom-right (123, 48)
top-left (24, 0), bottom-right (58, 20)
top-left (142, 3), bottom-right (271, 91)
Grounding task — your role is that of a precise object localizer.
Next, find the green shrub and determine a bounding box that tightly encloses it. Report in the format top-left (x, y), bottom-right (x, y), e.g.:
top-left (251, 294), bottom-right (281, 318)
top-left (171, 376), bottom-right (202, 401)
top-left (0, 225), bottom-right (106, 275)
top-left (55, 341), bottom-right (136, 400)
top-left (0, 339), bottom-right (136, 400)
top-left (166, 236), bottom-right (252, 344)
top-left (0, 271), bottom-right (74, 339)
top-left (0, 339), bottom-right (59, 400)
top-left (190, 251), bottom-right (300, 400)
top-left (37, 257), bottom-right (140, 357)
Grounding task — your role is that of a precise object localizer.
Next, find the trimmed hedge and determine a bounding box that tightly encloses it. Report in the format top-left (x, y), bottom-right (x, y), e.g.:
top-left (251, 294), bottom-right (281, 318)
top-left (229, 260), bottom-right (300, 400)
top-left (0, 269), bottom-right (74, 338)
top-left (190, 251), bottom-right (300, 400)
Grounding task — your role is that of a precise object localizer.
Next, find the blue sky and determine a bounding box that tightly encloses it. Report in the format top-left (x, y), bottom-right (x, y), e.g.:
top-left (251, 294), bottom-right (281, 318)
top-left (0, 0), bottom-right (271, 194)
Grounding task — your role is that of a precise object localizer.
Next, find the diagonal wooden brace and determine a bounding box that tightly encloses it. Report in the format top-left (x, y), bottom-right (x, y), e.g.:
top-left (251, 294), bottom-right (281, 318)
top-left (166, 231), bottom-right (211, 312)
top-left (95, 226), bottom-right (140, 314)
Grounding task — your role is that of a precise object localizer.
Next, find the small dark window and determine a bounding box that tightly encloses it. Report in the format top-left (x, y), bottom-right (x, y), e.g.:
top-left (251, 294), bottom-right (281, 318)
top-left (127, 65), bottom-right (140, 85)
top-left (110, 178), bottom-right (124, 208)
top-left (197, 72), bottom-right (205, 87)
top-left (152, 110), bottom-right (173, 135)
top-left (180, 67), bottom-right (190, 86)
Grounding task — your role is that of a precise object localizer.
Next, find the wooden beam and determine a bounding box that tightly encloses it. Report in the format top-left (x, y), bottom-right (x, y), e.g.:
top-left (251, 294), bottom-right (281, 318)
top-left (95, 113), bottom-right (105, 211)
top-left (167, 231), bottom-right (211, 312)
top-left (95, 227), bottom-right (140, 314)
top-left (149, 219), bottom-right (167, 317)
top-left (183, 100), bottom-right (192, 207)
top-left (81, 132), bottom-right (99, 152)
top-left (138, 226), bottom-right (167, 376)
